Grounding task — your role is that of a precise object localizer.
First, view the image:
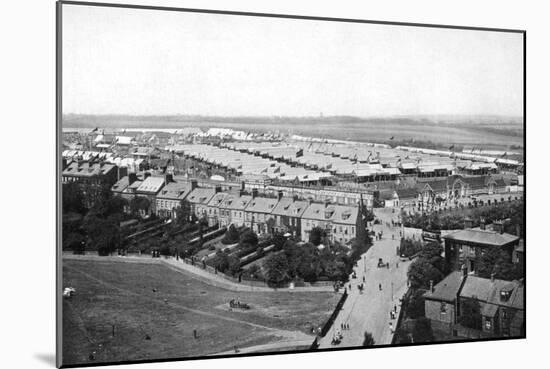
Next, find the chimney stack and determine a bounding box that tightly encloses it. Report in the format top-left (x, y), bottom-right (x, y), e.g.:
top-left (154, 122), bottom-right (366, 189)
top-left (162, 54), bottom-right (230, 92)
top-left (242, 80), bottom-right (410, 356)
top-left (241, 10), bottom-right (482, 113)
top-left (492, 220), bottom-right (504, 234)
top-left (464, 217), bottom-right (473, 229)
top-left (479, 218), bottom-right (486, 230)
top-left (252, 188), bottom-right (258, 199)
top-left (241, 181), bottom-right (246, 191)
top-left (144, 172), bottom-right (151, 179)
top-left (278, 190), bottom-right (284, 201)
top-left (190, 179), bottom-right (198, 190)
top-left (128, 172), bottom-right (138, 185)
top-left (490, 273), bottom-right (495, 283)
top-left (461, 264), bottom-right (468, 278)
top-left (324, 198), bottom-right (331, 208)
top-left (164, 173), bottom-right (173, 185)
top-left (215, 185), bottom-right (222, 193)
top-left (429, 280), bottom-right (434, 293)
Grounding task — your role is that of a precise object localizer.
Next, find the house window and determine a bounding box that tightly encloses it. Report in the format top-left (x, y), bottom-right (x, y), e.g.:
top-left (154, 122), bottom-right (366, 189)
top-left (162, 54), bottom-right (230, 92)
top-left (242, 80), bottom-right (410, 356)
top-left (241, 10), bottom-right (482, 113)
top-left (484, 317), bottom-right (492, 330)
top-left (440, 302), bottom-right (447, 314)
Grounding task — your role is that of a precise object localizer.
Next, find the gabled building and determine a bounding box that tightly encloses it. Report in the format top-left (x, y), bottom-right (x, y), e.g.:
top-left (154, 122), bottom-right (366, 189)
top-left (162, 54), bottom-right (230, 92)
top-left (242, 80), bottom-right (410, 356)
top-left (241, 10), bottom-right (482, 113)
top-left (134, 174), bottom-right (166, 215)
top-left (423, 271), bottom-right (466, 334)
top-left (300, 201), bottom-right (360, 245)
top-left (424, 272), bottom-right (524, 338)
top-left (205, 191), bottom-right (228, 227)
top-left (155, 178), bottom-right (196, 219)
top-left (271, 195), bottom-right (309, 237)
top-left (244, 189), bottom-right (279, 235)
top-left (459, 276), bottom-right (524, 337)
top-left (220, 192), bottom-right (253, 228)
top-left (186, 186), bottom-right (220, 220)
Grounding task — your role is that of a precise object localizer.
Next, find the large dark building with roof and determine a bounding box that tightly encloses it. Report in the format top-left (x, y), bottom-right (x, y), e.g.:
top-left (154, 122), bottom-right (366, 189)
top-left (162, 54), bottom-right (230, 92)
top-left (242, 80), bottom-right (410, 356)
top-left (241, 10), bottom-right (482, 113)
top-left (443, 224), bottom-right (520, 274)
top-left (62, 160), bottom-right (121, 208)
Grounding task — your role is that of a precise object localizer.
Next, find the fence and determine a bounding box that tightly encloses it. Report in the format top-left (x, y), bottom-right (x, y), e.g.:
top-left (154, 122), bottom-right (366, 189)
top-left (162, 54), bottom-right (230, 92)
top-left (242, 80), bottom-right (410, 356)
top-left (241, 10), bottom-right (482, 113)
top-left (319, 289), bottom-right (348, 338)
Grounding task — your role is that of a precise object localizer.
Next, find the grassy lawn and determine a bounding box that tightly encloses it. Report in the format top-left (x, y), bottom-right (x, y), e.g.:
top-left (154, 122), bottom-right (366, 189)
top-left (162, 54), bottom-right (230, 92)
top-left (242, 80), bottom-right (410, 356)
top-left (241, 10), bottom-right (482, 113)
top-left (62, 259), bottom-right (339, 366)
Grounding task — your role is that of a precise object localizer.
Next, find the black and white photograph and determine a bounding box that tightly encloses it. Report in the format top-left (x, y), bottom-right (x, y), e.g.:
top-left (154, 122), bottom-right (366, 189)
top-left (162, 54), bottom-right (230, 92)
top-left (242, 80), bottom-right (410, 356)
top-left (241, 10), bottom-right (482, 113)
top-left (56, 1), bottom-right (525, 367)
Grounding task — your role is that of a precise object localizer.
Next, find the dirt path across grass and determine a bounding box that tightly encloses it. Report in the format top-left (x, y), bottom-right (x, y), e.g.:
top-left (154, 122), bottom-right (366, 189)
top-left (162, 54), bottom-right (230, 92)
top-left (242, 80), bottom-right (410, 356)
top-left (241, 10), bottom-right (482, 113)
top-left (64, 264), bottom-right (312, 346)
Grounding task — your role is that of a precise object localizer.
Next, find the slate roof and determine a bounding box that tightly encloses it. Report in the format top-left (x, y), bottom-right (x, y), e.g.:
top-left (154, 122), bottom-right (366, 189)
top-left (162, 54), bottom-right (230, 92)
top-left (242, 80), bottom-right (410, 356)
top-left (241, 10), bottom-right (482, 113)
top-left (271, 197), bottom-right (309, 218)
top-left (246, 196), bottom-right (279, 214)
top-left (301, 202), bottom-right (358, 225)
top-left (460, 276), bottom-right (524, 311)
top-left (444, 229), bottom-right (519, 247)
top-left (187, 188), bottom-right (217, 205)
top-left (156, 182), bottom-right (193, 200)
top-left (222, 194), bottom-right (253, 211)
top-left (207, 192), bottom-right (228, 208)
top-left (111, 176), bottom-right (129, 193)
top-left (63, 161), bottom-right (117, 178)
top-left (423, 271), bottom-right (464, 303)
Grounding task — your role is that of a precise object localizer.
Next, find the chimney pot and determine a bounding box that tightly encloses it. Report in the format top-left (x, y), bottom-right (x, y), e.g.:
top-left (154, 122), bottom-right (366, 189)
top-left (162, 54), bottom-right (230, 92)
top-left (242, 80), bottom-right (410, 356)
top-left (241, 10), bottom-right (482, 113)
top-left (429, 280), bottom-right (434, 293)
top-left (490, 273), bottom-right (495, 283)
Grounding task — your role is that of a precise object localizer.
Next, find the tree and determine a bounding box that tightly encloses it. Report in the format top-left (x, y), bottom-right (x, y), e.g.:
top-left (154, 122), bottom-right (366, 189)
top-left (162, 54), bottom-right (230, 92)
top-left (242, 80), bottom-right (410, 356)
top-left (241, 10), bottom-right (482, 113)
top-left (175, 200), bottom-right (193, 225)
top-left (129, 196), bottom-right (150, 217)
top-left (222, 224), bottom-right (240, 245)
top-left (264, 252), bottom-right (291, 286)
top-left (407, 258), bottom-right (444, 289)
top-left (412, 318), bottom-right (434, 343)
top-left (83, 216), bottom-right (120, 256)
top-left (405, 288), bottom-right (427, 319)
top-left (476, 247), bottom-right (521, 281)
top-left (62, 182), bottom-right (85, 214)
top-left (400, 238), bottom-right (422, 258)
top-left (64, 232), bottom-right (85, 254)
top-left (308, 226), bottom-right (325, 246)
top-left (363, 331), bottom-right (375, 346)
top-left (239, 228), bottom-right (259, 248)
top-left (458, 298), bottom-right (482, 330)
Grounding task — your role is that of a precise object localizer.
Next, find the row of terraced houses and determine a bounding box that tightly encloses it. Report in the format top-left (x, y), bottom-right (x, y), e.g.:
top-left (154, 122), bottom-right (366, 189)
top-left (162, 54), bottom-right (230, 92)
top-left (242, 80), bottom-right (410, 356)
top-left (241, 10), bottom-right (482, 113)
top-left (110, 172), bottom-right (365, 245)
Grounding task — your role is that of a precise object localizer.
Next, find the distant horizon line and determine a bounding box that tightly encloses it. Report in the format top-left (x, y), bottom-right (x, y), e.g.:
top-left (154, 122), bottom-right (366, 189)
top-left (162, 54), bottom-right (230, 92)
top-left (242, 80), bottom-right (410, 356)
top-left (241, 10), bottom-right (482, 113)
top-left (62, 113), bottom-right (523, 120)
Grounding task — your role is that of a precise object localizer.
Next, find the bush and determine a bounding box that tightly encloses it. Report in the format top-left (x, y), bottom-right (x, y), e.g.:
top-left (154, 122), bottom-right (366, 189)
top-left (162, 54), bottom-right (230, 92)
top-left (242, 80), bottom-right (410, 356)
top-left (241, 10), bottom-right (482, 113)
top-left (221, 224), bottom-right (240, 245)
top-left (239, 228), bottom-right (259, 248)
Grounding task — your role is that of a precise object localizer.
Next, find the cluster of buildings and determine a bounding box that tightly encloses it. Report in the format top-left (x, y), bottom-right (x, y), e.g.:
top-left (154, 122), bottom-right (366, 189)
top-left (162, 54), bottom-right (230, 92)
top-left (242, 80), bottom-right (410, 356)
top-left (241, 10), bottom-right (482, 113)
top-left (422, 219), bottom-right (524, 338)
top-left (107, 171), bottom-right (366, 245)
top-left (424, 270), bottom-right (524, 338)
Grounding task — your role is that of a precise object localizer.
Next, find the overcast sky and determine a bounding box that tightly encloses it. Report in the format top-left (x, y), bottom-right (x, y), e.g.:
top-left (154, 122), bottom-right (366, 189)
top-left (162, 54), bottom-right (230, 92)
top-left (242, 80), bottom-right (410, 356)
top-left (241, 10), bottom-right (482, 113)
top-left (62, 4), bottom-right (523, 117)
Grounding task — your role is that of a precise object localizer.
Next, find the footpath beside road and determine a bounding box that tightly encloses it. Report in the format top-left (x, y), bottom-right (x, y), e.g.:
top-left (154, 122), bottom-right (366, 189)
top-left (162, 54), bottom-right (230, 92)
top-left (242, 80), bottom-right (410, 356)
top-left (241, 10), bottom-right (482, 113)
top-left (318, 208), bottom-right (410, 348)
top-left (62, 253), bottom-right (335, 293)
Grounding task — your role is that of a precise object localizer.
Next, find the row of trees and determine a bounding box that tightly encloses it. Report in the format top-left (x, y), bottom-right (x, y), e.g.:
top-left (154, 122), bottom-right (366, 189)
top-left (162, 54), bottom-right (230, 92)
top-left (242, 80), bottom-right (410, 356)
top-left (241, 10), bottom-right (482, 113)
top-left (401, 200), bottom-right (524, 235)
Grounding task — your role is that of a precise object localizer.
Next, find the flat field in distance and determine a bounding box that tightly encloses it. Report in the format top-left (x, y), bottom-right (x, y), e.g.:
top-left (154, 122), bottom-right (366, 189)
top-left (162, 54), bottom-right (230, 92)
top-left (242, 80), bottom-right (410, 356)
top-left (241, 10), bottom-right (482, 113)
top-left (63, 114), bottom-right (524, 150)
top-left (62, 259), bottom-right (339, 366)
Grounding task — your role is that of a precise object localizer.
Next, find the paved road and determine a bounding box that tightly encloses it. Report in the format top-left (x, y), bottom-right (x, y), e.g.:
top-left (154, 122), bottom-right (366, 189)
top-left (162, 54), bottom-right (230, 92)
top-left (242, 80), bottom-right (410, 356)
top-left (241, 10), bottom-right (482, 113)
top-left (319, 208), bottom-right (410, 348)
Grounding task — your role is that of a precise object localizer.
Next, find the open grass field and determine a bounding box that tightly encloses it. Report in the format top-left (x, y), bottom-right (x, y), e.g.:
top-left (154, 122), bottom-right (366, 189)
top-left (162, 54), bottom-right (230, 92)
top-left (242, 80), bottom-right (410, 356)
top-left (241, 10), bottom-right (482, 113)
top-left (62, 259), bottom-right (340, 366)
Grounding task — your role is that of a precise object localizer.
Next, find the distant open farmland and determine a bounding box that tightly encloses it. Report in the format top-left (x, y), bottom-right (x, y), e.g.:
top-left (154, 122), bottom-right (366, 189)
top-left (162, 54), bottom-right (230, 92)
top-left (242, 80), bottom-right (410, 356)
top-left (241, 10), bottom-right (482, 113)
top-left (62, 259), bottom-right (339, 366)
top-left (63, 114), bottom-right (523, 150)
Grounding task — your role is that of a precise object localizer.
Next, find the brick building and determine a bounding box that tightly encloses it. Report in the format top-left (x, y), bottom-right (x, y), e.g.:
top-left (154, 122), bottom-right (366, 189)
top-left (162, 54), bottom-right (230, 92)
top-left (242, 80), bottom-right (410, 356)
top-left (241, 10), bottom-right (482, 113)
top-left (444, 224), bottom-right (520, 274)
